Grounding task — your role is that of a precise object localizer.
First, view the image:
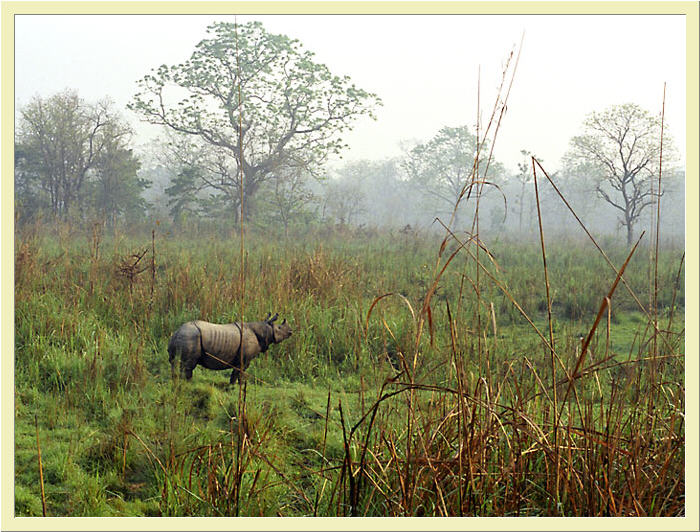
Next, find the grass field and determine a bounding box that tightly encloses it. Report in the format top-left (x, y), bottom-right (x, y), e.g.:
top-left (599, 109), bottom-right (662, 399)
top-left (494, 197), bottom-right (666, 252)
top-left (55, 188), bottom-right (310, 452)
top-left (14, 221), bottom-right (685, 517)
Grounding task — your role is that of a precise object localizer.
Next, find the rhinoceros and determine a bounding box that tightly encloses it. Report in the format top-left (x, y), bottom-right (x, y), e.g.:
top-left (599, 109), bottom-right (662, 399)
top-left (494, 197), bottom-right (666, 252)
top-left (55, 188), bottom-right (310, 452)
top-left (168, 312), bottom-right (292, 384)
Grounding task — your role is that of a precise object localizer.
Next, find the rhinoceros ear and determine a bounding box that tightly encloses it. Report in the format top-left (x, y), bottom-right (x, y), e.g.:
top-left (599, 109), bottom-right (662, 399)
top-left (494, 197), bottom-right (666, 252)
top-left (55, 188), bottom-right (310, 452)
top-left (268, 313), bottom-right (279, 324)
top-left (281, 319), bottom-right (286, 325)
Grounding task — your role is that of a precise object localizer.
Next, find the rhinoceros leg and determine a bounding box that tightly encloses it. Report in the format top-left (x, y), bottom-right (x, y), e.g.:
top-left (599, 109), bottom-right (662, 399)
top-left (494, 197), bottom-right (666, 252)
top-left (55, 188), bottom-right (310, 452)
top-left (230, 367), bottom-right (240, 385)
top-left (169, 354), bottom-right (195, 380)
top-left (180, 351), bottom-right (198, 380)
top-left (168, 346), bottom-right (181, 380)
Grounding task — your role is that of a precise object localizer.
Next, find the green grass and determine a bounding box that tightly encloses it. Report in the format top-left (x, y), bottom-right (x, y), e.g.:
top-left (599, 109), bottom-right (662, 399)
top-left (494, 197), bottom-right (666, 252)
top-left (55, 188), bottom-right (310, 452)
top-left (13, 224), bottom-right (685, 516)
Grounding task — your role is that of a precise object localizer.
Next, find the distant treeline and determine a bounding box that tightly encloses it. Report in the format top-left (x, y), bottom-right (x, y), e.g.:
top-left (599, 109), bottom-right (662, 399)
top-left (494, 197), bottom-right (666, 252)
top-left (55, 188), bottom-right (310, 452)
top-left (15, 21), bottom-right (685, 245)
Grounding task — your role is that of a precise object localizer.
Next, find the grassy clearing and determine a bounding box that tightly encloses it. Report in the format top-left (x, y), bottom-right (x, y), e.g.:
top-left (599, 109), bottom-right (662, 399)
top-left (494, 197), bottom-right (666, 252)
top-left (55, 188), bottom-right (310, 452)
top-left (14, 222), bottom-right (684, 516)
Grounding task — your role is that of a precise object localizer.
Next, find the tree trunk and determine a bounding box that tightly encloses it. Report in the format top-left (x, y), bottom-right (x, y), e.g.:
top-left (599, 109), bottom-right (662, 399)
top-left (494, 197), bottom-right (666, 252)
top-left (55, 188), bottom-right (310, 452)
top-left (518, 182), bottom-right (526, 233)
top-left (625, 214), bottom-right (634, 246)
top-left (240, 175), bottom-right (262, 222)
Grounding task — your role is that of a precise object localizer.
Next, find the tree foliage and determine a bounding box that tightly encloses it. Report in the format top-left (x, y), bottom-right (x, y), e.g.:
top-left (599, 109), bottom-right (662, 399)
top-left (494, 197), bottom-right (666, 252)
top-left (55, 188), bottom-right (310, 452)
top-left (129, 21), bottom-right (381, 222)
top-left (89, 143), bottom-right (146, 227)
top-left (160, 134), bottom-right (240, 225)
top-left (322, 176), bottom-right (366, 226)
top-left (255, 166), bottom-right (316, 236)
top-left (403, 125), bottom-right (504, 228)
top-left (565, 103), bottom-right (675, 245)
top-left (15, 89), bottom-right (144, 225)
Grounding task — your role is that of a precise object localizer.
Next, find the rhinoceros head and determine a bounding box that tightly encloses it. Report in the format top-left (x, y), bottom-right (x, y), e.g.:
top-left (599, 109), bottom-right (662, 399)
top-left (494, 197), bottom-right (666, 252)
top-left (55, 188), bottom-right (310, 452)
top-left (265, 312), bottom-right (292, 343)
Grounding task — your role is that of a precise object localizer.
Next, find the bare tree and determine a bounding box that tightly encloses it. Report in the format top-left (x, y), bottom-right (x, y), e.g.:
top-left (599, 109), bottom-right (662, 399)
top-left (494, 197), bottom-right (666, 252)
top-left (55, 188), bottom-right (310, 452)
top-left (565, 103), bottom-right (675, 245)
top-left (512, 149), bottom-right (536, 233)
top-left (322, 179), bottom-right (365, 226)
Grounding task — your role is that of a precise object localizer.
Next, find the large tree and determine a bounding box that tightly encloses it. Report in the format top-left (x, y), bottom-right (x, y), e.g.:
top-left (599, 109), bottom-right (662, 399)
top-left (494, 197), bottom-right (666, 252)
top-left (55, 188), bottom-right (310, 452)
top-left (565, 103), bottom-right (674, 245)
top-left (403, 125), bottom-right (504, 229)
top-left (129, 21), bottom-right (380, 222)
top-left (16, 90), bottom-right (134, 220)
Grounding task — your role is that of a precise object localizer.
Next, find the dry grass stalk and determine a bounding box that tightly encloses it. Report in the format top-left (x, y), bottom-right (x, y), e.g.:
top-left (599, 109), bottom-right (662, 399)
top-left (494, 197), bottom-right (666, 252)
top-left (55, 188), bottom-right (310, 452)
top-left (650, 82), bottom-right (667, 409)
top-left (531, 155), bottom-right (561, 508)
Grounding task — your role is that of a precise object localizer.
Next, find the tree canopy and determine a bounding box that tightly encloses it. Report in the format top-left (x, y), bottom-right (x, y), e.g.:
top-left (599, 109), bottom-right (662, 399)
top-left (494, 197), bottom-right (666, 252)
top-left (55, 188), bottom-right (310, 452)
top-left (403, 125), bottom-right (504, 228)
top-left (15, 89), bottom-right (144, 224)
top-left (129, 21), bottom-right (381, 222)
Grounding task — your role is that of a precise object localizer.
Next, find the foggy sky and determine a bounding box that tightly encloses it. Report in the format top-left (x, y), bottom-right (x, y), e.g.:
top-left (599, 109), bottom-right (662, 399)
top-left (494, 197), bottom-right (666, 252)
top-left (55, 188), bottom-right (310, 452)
top-left (13, 13), bottom-right (687, 173)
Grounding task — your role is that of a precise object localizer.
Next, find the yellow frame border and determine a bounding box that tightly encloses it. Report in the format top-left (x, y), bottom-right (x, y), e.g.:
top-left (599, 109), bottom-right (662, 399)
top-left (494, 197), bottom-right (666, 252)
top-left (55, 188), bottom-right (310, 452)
top-left (2, 2), bottom-right (698, 531)
top-left (1, 1), bottom-right (699, 14)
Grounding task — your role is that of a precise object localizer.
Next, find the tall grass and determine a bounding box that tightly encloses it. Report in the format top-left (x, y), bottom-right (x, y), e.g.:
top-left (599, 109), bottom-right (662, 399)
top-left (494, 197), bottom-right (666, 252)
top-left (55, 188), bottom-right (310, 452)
top-left (14, 214), bottom-right (684, 516)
